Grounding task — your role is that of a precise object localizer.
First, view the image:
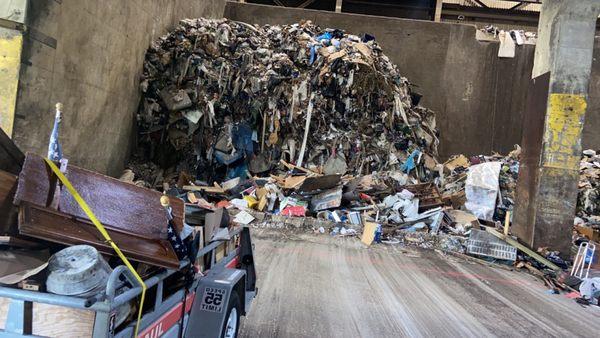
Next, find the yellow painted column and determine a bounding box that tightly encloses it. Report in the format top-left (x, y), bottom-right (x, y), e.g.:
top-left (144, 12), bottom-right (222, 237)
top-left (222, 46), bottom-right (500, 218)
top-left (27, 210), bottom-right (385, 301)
top-left (542, 94), bottom-right (587, 170)
top-left (0, 27), bottom-right (23, 137)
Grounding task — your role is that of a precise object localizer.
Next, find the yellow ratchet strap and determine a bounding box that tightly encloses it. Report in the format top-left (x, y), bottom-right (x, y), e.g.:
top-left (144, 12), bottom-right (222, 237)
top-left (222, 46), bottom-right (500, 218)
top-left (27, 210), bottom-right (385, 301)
top-left (44, 158), bottom-right (146, 337)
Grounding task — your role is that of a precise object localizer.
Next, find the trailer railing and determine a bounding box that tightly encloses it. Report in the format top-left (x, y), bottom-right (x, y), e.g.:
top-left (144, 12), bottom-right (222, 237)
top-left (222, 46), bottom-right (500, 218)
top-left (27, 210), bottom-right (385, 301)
top-left (0, 226), bottom-right (246, 337)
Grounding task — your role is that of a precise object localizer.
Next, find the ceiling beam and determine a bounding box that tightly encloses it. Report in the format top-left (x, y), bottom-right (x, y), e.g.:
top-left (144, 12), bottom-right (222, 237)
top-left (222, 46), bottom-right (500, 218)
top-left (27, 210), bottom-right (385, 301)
top-left (495, 0), bottom-right (542, 3)
top-left (510, 3), bottom-right (529, 10)
top-left (472, 0), bottom-right (489, 8)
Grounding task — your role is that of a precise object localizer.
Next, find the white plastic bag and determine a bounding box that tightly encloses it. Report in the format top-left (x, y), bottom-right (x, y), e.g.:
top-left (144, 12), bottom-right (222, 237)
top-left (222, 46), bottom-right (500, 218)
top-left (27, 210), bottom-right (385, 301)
top-left (465, 162), bottom-right (501, 221)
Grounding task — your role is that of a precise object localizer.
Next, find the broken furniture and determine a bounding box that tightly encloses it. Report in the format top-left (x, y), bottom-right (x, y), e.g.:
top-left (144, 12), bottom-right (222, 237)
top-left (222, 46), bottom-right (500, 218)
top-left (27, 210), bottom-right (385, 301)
top-left (13, 153), bottom-right (183, 269)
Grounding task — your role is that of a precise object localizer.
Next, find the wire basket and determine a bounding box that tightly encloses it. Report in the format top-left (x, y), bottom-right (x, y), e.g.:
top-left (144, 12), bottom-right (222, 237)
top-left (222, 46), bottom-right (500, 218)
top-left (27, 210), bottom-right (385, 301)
top-left (467, 229), bottom-right (517, 261)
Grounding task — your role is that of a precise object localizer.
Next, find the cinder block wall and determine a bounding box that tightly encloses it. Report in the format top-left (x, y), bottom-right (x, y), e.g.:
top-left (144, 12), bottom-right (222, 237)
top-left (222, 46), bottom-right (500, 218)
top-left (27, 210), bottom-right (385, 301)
top-left (12, 0), bottom-right (226, 176)
top-left (225, 1), bottom-right (600, 159)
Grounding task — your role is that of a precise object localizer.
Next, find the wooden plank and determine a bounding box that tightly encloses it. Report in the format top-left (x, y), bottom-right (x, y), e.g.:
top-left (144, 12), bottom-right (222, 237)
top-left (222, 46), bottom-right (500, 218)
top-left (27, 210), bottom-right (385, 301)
top-left (0, 236), bottom-right (43, 248)
top-left (15, 153), bottom-right (184, 239)
top-left (279, 159), bottom-right (321, 176)
top-left (0, 124), bottom-right (24, 175)
top-left (0, 169), bottom-right (18, 235)
top-left (19, 203), bottom-right (180, 269)
top-left (484, 227), bottom-right (562, 271)
top-left (0, 297), bottom-right (95, 337)
top-left (361, 221), bottom-right (378, 246)
top-left (183, 185), bottom-right (225, 194)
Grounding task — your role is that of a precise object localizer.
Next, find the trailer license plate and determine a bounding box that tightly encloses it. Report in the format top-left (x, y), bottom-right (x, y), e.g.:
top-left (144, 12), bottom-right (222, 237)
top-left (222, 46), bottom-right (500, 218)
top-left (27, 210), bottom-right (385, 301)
top-left (200, 287), bottom-right (226, 312)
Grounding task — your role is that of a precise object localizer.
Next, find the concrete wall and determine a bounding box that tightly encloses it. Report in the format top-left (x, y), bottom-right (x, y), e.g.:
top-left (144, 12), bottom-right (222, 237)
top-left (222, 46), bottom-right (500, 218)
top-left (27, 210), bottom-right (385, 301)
top-left (12, 0), bottom-right (599, 176)
top-left (586, 39), bottom-right (600, 151)
top-left (12, 0), bottom-right (226, 175)
top-left (225, 1), bottom-right (600, 159)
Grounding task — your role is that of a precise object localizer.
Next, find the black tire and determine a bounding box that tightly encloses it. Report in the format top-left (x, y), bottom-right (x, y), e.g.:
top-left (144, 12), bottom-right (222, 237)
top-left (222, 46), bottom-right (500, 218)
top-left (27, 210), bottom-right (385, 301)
top-left (221, 292), bottom-right (242, 338)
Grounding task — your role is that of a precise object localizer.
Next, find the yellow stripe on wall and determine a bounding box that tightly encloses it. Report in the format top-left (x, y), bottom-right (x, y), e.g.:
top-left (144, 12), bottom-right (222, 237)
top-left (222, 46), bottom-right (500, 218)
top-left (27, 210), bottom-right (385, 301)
top-left (0, 27), bottom-right (23, 137)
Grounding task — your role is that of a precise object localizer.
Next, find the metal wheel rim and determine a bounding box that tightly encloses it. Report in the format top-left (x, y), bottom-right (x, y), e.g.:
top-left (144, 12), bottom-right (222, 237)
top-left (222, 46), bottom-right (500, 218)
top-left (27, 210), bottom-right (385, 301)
top-left (224, 307), bottom-right (238, 338)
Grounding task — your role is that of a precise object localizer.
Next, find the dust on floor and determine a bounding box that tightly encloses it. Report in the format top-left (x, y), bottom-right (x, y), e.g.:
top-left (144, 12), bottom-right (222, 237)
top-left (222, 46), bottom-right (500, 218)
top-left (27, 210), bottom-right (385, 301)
top-left (240, 228), bottom-right (600, 338)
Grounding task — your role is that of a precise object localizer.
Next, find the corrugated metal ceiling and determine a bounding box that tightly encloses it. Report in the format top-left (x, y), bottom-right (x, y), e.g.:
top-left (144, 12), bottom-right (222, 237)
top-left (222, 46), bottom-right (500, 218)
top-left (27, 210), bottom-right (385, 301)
top-left (443, 0), bottom-right (542, 13)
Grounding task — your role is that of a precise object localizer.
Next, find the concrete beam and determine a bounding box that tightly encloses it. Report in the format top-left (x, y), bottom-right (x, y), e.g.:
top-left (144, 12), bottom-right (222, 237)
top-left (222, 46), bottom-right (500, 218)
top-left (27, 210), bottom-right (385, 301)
top-left (0, 0), bottom-right (27, 137)
top-left (335, 0), bottom-right (343, 13)
top-left (434, 0), bottom-right (442, 22)
top-left (514, 0), bottom-right (600, 255)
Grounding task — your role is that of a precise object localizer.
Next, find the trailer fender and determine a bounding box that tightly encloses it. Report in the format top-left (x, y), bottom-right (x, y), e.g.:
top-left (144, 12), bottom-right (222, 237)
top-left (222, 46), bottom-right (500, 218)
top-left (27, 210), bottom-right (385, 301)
top-left (184, 268), bottom-right (246, 338)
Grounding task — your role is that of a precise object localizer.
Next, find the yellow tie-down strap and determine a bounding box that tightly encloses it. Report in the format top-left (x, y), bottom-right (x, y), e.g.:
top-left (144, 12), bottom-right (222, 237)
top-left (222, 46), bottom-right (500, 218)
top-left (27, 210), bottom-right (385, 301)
top-left (44, 158), bottom-right (146, 337)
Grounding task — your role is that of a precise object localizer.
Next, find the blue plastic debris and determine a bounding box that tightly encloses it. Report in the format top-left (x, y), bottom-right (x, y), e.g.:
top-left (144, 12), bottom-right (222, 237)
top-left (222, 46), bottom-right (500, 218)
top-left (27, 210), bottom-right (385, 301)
top-left (226, 162), bottom-right (248, 180)
top-left (401, 150), bottom-right (421, 173)
top-left (316, 32), bottom-right (332, 42)
top-left (232, 123), bottom-right (254, 156)
top-left (374, 224), bottom-right (382, 243)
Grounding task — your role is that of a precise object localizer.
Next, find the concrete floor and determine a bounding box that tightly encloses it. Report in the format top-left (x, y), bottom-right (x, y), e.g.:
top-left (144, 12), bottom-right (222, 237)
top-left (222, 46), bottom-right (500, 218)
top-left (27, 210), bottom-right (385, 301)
top-left (239, 229), bottom-right (600, 338)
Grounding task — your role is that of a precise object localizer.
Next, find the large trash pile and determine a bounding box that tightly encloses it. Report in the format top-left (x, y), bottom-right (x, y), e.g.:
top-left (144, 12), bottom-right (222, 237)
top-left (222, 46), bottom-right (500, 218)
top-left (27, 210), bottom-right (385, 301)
top-left (135, 18), bottom-right (438, 185)
top-left (130, 17), bottom-right (599, 307)
top-left (574, 150), bottom-right (600, 244)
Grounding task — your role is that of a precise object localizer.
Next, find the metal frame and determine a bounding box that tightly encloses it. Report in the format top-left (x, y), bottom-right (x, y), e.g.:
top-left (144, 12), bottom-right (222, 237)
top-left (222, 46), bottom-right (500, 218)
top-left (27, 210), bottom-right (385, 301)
top-left (0, 226), bottom-right (255, 338)
top-left (572, 242), bottom-right (596, 280)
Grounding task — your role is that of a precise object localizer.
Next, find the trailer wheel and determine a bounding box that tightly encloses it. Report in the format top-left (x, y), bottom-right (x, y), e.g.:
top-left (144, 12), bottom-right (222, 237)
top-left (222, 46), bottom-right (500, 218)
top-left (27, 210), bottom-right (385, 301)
top-left (221, 292), bottom-right (241, 338)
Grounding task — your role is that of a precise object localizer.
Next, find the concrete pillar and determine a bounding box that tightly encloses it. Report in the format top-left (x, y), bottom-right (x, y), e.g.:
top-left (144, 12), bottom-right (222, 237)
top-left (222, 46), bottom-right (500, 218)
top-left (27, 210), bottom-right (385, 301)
top-left (335, 0), bottom-right (343, 13)
top-left (513, 0), bottom-right (600, 255)
top-left (0, 0), bottom-right (27, 137)
top-left (434, 0), bottom-right (443, 22)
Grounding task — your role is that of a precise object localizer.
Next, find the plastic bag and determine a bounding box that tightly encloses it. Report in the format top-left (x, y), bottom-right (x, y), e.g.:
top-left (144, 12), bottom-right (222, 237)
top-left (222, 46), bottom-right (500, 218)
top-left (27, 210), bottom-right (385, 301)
top-left (465, 162), bottom-right (501, 221)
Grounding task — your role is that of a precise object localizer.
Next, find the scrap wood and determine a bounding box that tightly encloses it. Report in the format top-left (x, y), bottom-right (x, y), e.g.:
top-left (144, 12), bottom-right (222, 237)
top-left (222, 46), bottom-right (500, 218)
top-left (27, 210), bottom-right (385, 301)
top-left (0, 235), bottom-right (45, 249)
top-left (516, 261), bottom-right (545, 277)
top-left (542, 275), bottom-right (560, 293)
top-left (443, 155), bottom-right (469, 172)
top-left (280, 160), bottom-right (321, 176)
top-left (183, 182), bottom-right (225, 194)
top-left (187, 191), bottom-right (198, 203)
top-left (361, 221), bottom-right (378, 246)
top-left (221, 177), bottom-right (240, 191)
top-left (575, 225), bottom-right (600, 242)
top-left (16, 153), bottom-right (184, 238)
top-left (18, 202), bottom-right (180, 269)
top-left (282, 175), bottom-right (307, 189)
top-left (484, 227), bottom-right (562, 271)
top-left (555, 280), bottom-right (578, 293)
top-left (269, 174), bottom-right (285, 185)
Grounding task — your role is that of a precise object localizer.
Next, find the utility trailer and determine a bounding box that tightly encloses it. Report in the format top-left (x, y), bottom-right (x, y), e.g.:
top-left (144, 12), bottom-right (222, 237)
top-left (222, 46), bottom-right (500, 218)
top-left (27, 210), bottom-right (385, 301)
top-left (0, 226), bottom-right (257, 338)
